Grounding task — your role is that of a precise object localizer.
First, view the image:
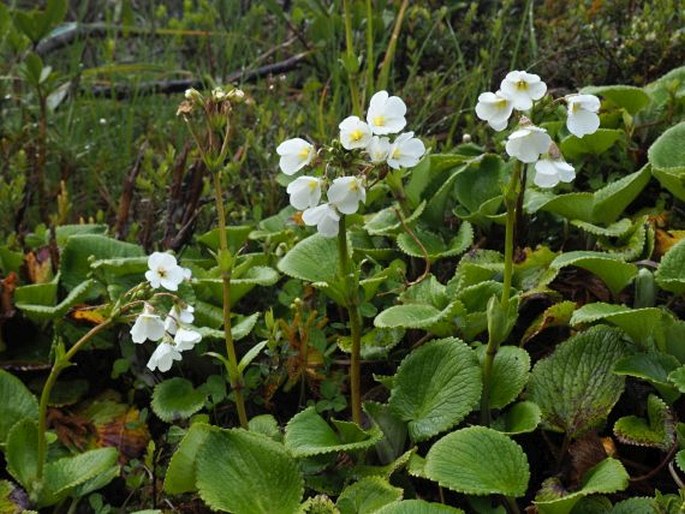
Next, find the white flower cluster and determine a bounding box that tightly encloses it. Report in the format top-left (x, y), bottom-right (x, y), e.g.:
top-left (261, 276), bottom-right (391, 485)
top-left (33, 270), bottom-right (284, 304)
top-left (475, 70), bottom-right (601, 188)
top-left (276, 91), bottom-right (426, 238)
top-left (130, 253), bottom-right (201, 372)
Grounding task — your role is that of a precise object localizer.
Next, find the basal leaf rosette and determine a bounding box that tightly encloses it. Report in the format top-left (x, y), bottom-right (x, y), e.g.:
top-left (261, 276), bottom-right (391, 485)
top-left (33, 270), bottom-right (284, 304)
top-left (534, 458), bottom-right (629, 514)
top-left (424, 426), bottom-right (529, 497)
top-left (284, 406), bottom-right (382, 457)
top-left (388, 338), bottom-right (481, 442)
top-left (526, 326), bottom-right (629, 438)
top-left (196, 429), bottom-right (303, 514)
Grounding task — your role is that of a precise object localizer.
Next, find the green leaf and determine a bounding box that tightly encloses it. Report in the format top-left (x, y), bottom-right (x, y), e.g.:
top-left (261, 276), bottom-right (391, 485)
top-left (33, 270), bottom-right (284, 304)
top-left (560, 129), bottom-right (623, 160)
top-left (38, 447), bottom-right (119, 507)
top-left (571, 219), bottom-right (633, 238)
top-left (614, 353), bottom-right (680, 392)
top-left (376, 500), bottom-right (465, 514)
top-left (277, 233), bottom-right (345, 304)
top-left (388, 338), bottom-right (481, 442)
top-left (424, 426), bottom-right (529, 497)
top-left (475, 345), bottom-right (530, 409)
top-left (363, 401), bottom-right (407, 465)
top-left (15, 279), bottom-right (97, 322)
top-left (550, 252), bottom-right (637, 297)
top-left (526, 326), bottom-right (629, 438)
top-left (59, 234), bottom-right (144, 291)
top-left (0, 370), bottom-right (39, 445)
top-left (284, 407), bottom-right (382, 457)
top-left (364, 201), bottom-right (425, 236)
top-left (195, 266), bottom-right (279, 307)
top-left (570, 302), bottom-right (668, 347)
top-left (164, 423), bottom-right (215, 495)
top-left (196, 225), bottom-right (253, 253)
top-left (649, 122), bottom-right (685, 201)
top-left (151, 378), bottom-right (206, 423)
top-left (6, 419), bottom-right (39, 491)
top-left (534, 458), bottom-right (629, 514)
top-left (196, 429), bottom-right (303, 514)
top-left (452, 155), bottom-right (506, 226)
top-left (238, 340), bottom-right (268, 374)
top-left (676, 449), bottom-right (685, 474)
top-left (491, 401), bottom-right (542, 435)
top-left (609, 498), bottom-right (657, 514)
top-left (590, 166), bottom-right (651, 225)
top-left (655, 239), bottom-right (685, 294)
top-left (668, 365), bottom-right (685, 392)
top-left (534, 192), bottom-right (594, 223)
top-left (248, 414), bottom-right (281, 440)
top-left (336, 477), bottom-right (403, 514)
top-left (522, 301), bottom-right (576, 345)
top-left (613, 394), bottom-right (675, 450)
top-left (374, 302), bottom-right (464, 332)
top-left (396, 222), bottom-right (473, 262)
top-left (582, 85), bottom-right (651, 115)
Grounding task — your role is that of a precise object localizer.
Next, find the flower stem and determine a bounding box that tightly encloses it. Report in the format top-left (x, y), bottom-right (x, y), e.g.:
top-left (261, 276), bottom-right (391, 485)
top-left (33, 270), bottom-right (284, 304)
top-left (337, 216), bottom-right (362, 424)
top-left (377, 0), bottom-right (409, 91)
top-left (480, 161), bottom-right (521, 425)
top-left (342, 0), bottom-right (362, 116)
top-left (212, 171), bottom-right (249, 429)
top-left (36, 319), bottom-right (114, 483)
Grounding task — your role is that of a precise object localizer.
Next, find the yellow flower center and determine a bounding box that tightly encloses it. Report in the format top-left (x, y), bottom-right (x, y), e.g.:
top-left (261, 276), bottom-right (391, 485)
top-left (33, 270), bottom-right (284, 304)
top-left (516, 80), bottom-right (528, 90)
top-left (571, 102), bottom-right (581, 113)
top-left (350, 129), bottom-right (364, 141)
top-left (392, 148), bottom-right (401, 159)
top-left (298, 147), bottom-right (310, 159)
top-left (158, 267), bottom-right (167, 278)
top-left (308, 179), bottom-right (318, 190)
top-left (373, 115), bottom-right (386, 127)
top-left (349, 181), bottom-right (359, 192)
top-left (496, 98), bottom-right (508, 110)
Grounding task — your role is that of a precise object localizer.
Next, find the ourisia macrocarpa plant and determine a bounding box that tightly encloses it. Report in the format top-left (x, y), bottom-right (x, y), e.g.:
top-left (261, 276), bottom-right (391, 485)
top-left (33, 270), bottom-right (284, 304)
top-left (276, 90), bottom-right (426, 423)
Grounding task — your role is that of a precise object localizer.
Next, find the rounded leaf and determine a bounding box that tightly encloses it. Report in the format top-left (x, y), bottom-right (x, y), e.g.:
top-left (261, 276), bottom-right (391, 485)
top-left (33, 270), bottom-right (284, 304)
top-left (151, 378), bottom-right (206, 423)
top-left (196, 429), bottom-right (303, 514)
top-left (388, 338), bottom-right (481, 442)
top-left (476, 345), bottom-right (530, 409)
top-left (424, 426), bottom-right (530, 497)
top-left (376, 500), bottom-right (464, 514)
top-left (527, 326), bottom-right (628, 438)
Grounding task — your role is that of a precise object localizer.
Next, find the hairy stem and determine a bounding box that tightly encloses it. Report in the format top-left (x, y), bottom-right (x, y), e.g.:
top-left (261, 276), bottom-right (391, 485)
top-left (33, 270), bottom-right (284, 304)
top-left (213, 171), bottom-right (248, 429)
top-left (338, 216), bottom-right (362, 424)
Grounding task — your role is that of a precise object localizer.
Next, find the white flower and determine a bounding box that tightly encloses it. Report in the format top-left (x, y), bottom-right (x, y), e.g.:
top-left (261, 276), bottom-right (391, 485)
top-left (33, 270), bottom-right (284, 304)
top-left (366, 136), bottom-right (391, 163)
top-left (286, 176), bottom-right (322, 211)
top-left (328, 176), bottom-right (366, 215)
top-left (302, 203), bottom-right (340, 238)
top-left (174, 328), bottom-right (202, 351)
top-left (145, 252), bottom-right (186, 291)
top-left (212, 87), bottom-right (228, 102)
top-left (534, 158), bottom-right (576, 188)
top-left (566, 94), bottom-right (601, 137)
top-left (276, 138), bottom-right (316, 175)
top-left (164, 304), bottom-right (195, 335)
top-left (475, 91), bottom-right (514, 131)
top-left (130, 303), bottom-right (165, 344)
top-left (505, 126), bottom-right (552, 163)
top-left (387, 132), bottom-right (426, 169)
top-left (500, 70), bottom-right (547, 111)
top-left (147, 342), bottom-right (182, 372)
top-left (366, 91), bottom-right (407, 135)
top-left (339, 116), bottom-right (372, 150)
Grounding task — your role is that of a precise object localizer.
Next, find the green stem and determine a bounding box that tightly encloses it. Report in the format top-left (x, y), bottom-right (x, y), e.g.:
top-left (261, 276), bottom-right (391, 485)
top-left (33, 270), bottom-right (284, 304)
top-left (36, 319), bottom-right (115, 482)
top-left (365, 0), bottom-right (375, 99)
top-left (337, 216), bottom-right (362, 424)
top-left (342, 0), bottom-right (362, 116)
top-left (480, 161), bottom-right (521, 426)
top-left (377, 0), bottom-right (409, 91)
top-left (212, 171), bottom-right (248, 429)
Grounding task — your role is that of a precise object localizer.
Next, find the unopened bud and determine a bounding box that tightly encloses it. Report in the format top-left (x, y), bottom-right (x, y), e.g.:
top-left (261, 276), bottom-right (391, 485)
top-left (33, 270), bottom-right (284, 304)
top-left (462, 133), bottom-right (472, 143)
top-left (184, 88), bottom-right (203, 102)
